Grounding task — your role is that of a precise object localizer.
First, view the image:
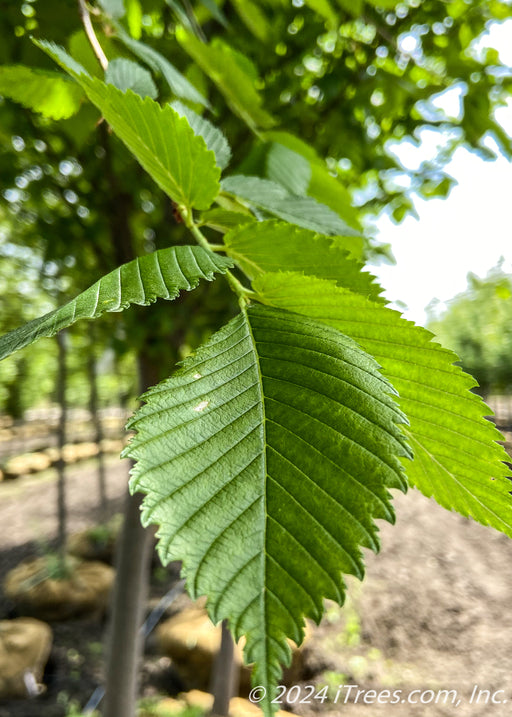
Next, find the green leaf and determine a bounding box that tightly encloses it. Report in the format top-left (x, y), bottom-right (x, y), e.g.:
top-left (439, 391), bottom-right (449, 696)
top-left (0, 247), bottom-right (232, 362)
top-left (224, 220), bottom-right (382, 301)
top-left (0, 66), bottom-right (84, 120)
top-left (68, 30), bottom-right (119, 78)
top-left (125, 303), bottom-right (410, 713)
top-left (176, 29), bottom-right (275, 131)
top-left (254, 272), bottom-right (512, 537)
top-left (221, 175), bottom-right (361, 236)
top-left (98, 0), bottom-right (125, 18)
top-left (231, 0), bottom-right (271, 42)
top-left (36, 41), bottom-right (220, 210)
top-left (304, 0), bottom-right (338, 26)
top-left (165, 0), bottom-right (195, 30)
top-left (266, 144), bottom-right (311, 196)
top-left (171, 100), bottom-right (231, 170)
top-left (105, 58), bottom-right (158, 99)
top-left (264, 132), bottom-right (362, 231)
top-left (199, 0), bottom-right (228, 26)
top-left (199, 208), bottom-right (255, 233)
top-left (125, 0), bottom-right (143, 38)
top-left (365, 0), bottom-right (398, 9)
top-left (114, 24), bottom-right (210, 108)
top-left (335, 0), bottom-right (361, 13)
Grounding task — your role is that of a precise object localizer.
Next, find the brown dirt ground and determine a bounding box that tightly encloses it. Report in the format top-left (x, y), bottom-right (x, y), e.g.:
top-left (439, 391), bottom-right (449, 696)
top-left (1, 447), bottom-right (512, 716)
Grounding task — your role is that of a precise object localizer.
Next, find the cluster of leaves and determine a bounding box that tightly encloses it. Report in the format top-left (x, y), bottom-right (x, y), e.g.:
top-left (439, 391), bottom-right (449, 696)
top-left (0, 12), bottom-right (511, 713)
top-left (2, 0), bottom-right (512, 223)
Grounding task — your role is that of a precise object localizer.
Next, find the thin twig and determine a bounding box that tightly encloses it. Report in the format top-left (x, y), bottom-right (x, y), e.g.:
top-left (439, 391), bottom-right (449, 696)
top-left (77, 0), bottom-right (109, 71)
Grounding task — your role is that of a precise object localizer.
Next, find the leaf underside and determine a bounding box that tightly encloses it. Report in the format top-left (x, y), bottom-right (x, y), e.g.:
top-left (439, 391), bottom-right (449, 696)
top-left (221, 175), bottom-right (361, 237)
top-left (114, 24), bottom-right (210, 107)
top-left (125, 302), bottom-right (410, 715)
top-left (0, 246), bottom-right (232, 362)
top-left (105, 58), bottom-right (158, 99)
top-left (171, 100), bottom-right (232, 171)
top-left (254, 272), bottom-right (512, 537)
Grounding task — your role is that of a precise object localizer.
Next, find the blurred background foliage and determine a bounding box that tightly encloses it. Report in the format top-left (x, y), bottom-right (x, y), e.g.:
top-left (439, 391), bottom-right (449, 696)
top-left (427, 263), bottom-right (512, 398)
top-left (1, 0), bottom-right (512, 416)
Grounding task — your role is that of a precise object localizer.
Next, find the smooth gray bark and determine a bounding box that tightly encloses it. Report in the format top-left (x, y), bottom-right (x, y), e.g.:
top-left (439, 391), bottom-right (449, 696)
top-left (210, 620), bottom-right (240, 717)
top-left (56, 331), bottom-right (68, 564)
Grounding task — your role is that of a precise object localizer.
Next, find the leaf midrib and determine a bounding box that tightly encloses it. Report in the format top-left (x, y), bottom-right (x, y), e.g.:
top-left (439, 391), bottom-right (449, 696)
top-left (243, 307), bottom-right (271, 694)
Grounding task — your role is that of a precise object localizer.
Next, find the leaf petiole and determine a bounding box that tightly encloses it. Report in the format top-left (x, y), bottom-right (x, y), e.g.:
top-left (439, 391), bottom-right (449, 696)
top-left (181, 205), bottom-right (254, 305)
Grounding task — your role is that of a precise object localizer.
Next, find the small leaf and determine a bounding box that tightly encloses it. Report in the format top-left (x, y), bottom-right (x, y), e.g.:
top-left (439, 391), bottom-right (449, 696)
top-left (224, 220), bottom-right (382, 301)
top-left (125, 0), bottom-right (143, 39)
top-left (254, 271), bottom-right (512, 538)
top-left (36, 41), bottom-right (220, 210)
top-left (231, 0), bottom-right (271, 42)
top-left (266, 144), bottom-right (311, 196)
top-left (126, 303), bottom-right (410, 714)
top-left (98, 0), bottom-right (125, 18)
top-left (176, 29), bottom-right (275, 131)
top-left (0, 247), bottom-right (232, 362)
top-left (165, 0), bottom-right (192, 29)
top-left (265, 131), bottom-right (362, 231)
top-left (171, 100), bottom-right (231, 170)
top-left (115, 24), bottom-right (210, 107)
top-left (199, 0), bottom-right (228, 26)
top-left (105, 58), bottom-right (158, 99)
top-left (0, 66), bottom-right (84, 120)
top-left (199, 208), bottom-right (255, 233)
top-left (222, 175), bottom-right (361, 236)
top-left (304, 0), bottom-right (338, 26)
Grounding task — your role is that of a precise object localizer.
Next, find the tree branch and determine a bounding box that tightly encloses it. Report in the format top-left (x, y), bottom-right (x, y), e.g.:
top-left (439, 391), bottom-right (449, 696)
top-left (77, 0), bottom-right (109, 71)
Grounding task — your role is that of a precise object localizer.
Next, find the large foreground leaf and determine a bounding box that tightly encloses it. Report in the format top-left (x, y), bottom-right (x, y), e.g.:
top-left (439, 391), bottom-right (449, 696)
top-left (0, 247), bottom-right (232, 362)
top-left (37, 41), bottom-right (220, 210)
top-left (125, 303), bottom-right (410, 714)
top-left (254, 272), bottom-right (512, 536)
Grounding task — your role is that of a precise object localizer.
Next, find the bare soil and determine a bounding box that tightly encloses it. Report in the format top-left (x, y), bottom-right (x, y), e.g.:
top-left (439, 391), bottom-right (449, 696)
top-left (1, 444), bottom-right (512, 716)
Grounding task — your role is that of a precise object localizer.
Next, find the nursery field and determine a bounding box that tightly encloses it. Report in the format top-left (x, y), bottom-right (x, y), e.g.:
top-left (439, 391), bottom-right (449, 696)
top-left (1, 423), bottom-right (511, 717)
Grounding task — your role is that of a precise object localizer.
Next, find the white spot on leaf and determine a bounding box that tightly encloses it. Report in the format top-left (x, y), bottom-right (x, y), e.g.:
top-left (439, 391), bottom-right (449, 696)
top-left (193, 400), bottom-right (209, 412)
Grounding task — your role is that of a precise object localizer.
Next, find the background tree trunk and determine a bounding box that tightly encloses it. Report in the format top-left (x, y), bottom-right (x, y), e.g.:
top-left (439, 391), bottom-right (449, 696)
top-left (102, 488), bottom-right (154, 717)
top-left (210, 620), bottom-right (240, 717)
top-left (87, 335), bottom-right (108, 522)
top-left (102, 348), bottom-right (160, 717)
top-left (55, 330), bottom-right (68, 565)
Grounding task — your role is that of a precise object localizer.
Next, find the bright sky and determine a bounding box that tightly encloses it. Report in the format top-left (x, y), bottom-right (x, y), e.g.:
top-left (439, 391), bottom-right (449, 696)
top-left (369, 20), bottom-right (512, 327)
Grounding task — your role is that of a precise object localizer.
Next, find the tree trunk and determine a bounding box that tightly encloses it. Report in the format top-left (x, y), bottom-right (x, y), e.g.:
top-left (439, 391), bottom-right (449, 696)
top-left (210, 621), bottom-right (240, 717)
top-left (55, 331), bottom-right (68, 564)
top-left (87, 336), bottom-right (108, 522)
top-left (102, 351), bottom-right (160, 717)
top-left (5, 356), bottom-right (26, 420)
top-left (102, 489), bottom-right (154, 717)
